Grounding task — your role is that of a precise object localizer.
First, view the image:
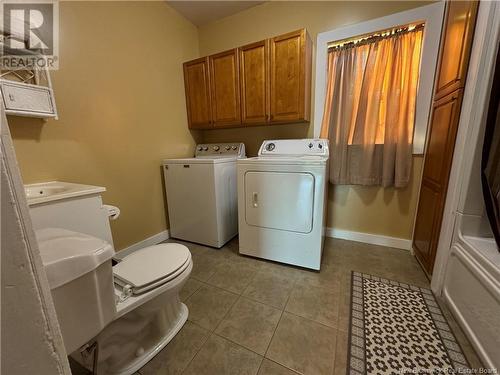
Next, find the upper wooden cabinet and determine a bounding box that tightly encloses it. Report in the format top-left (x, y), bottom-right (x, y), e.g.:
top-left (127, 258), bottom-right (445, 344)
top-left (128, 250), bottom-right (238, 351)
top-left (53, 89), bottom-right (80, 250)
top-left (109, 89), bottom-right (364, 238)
top-left (434, 1), bottom-right (478, 99)
top-left (209, 49), bottom-right (241, 127)
top-left (239, 40), bottom-right (269, 125)
top-left (183, 57), bottom-right (212, 129)
top-left (183, 29), bottom-right (312, 130)
top-left (270, 29), bottom-right (312, 123)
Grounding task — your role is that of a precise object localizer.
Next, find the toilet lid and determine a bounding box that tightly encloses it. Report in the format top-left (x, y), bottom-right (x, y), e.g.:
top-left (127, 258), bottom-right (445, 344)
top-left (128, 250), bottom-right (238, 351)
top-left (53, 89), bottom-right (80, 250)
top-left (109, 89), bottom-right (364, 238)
top-left (113, 243), bottom-right (190, 292)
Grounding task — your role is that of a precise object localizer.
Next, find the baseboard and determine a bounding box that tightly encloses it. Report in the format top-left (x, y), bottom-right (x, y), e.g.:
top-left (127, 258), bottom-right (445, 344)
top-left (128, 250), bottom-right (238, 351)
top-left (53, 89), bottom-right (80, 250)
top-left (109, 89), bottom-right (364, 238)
top-left (326, 227), bottom-right (412, 250)
top-left (115, 230), bottom-right (170, 259)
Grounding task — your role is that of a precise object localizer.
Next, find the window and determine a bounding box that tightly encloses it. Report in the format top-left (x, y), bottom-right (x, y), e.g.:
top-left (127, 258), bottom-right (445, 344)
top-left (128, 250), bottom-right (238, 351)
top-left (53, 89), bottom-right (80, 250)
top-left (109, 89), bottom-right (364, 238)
top-left (314, 3), bottom-right (445, 155)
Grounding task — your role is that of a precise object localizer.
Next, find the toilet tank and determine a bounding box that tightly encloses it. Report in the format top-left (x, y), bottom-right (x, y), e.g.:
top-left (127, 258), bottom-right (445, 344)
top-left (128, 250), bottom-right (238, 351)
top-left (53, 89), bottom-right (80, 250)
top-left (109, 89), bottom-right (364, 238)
top-left (26, 181), bottom-right (114, 246)
top-left (36, 228), bottom-right (117, 354)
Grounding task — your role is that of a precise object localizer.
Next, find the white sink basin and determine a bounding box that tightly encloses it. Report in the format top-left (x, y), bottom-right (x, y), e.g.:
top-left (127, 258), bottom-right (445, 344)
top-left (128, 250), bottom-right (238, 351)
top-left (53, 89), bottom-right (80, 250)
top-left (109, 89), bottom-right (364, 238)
top-left (24, 181), bottom-right (106, 206)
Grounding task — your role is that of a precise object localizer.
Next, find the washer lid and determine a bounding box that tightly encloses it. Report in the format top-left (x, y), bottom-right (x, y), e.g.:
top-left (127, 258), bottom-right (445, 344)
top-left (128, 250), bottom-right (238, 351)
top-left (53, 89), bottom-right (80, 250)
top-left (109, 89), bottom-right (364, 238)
top-left (36, 228), bottom-right (115, 289)
top-left (113, 243), bottom-right (190, 289)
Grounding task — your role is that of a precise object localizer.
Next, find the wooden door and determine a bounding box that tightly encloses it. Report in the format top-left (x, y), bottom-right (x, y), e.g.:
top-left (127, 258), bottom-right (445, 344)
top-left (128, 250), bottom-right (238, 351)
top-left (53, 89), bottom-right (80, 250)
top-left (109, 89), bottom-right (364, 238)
top-left (413, 91), bottom-right (463, 273)
top-left (183, 57), bottom-right (212, 129)
top-left (270, 29), bottom-right (311, 123)
top-left (412, 0), bottom-right (478, 276)
top-left (239, 40), bottom-right (269, 125)
top-left (209, 49), bottom-right (241, 127)
top-left (434, 1), bottom-right (478, 100)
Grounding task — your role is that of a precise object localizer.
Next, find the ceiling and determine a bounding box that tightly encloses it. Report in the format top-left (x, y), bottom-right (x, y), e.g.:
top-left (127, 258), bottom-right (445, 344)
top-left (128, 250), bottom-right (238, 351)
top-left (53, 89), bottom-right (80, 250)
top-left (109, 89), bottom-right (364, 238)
top-left (168, 1), bottom-right (265, 27)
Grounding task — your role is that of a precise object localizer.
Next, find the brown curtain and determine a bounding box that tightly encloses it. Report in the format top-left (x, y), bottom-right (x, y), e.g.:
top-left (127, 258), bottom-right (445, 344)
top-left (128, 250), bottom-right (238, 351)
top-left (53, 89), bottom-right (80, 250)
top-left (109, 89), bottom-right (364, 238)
top-left (321, 28), bottom-right (423, 188)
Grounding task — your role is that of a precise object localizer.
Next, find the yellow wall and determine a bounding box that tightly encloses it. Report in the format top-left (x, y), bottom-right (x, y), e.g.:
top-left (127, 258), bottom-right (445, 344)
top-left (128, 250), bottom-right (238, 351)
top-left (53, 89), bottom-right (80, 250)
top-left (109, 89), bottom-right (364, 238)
top-left (9, 2), bottom-right (202, 250)
top-left (200, 1), bottom-right (428, 239)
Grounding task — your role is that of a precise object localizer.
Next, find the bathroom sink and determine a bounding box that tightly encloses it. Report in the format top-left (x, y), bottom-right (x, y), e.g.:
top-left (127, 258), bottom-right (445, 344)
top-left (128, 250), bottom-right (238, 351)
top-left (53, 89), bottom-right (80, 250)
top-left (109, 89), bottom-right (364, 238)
top-left (24, 181), bottom-right (106, 206)
top-left (25, 184), bottom-right (70, 199)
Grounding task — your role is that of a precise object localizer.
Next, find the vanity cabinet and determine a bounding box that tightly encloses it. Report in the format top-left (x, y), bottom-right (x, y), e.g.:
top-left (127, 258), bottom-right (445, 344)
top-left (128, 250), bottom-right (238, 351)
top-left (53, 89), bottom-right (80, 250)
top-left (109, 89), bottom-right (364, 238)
top-left (183, 29), bottom-right (312, 130)
top-left (183, 57), bottom-right (212, 129)
top-left (209, 49), bottom-right (241, 127)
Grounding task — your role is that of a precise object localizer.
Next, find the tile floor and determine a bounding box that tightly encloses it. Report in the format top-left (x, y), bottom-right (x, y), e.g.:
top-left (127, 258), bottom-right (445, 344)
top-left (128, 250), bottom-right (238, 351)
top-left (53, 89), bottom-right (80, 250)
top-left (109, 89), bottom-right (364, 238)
top-left (70, 237), bottom-right (482, 375)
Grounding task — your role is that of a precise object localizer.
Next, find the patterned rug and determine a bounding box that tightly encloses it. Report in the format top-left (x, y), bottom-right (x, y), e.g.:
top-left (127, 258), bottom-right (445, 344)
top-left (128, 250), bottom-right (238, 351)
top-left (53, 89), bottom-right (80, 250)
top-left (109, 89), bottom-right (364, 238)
top-left (348, 272), bottom-right (470, 374)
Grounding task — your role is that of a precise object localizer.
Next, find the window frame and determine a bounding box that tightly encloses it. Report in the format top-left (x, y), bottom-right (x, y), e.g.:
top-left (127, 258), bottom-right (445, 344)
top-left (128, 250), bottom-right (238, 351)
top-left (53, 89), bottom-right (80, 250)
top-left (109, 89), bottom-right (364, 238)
top-left (313, 2), bottom-right (445, 155)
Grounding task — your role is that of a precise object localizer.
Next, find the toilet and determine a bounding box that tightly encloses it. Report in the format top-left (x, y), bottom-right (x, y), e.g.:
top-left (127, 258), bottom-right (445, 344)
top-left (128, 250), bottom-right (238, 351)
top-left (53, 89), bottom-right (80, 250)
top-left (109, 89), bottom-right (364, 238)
top-left (36, 227), bottom-right (192, 375)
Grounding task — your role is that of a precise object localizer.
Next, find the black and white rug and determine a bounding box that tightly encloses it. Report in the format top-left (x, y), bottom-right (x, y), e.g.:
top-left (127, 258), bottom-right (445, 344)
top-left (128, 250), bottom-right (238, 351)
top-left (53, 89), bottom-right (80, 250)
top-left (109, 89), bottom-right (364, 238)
top-left (348, 272), bottom-right (469, 374)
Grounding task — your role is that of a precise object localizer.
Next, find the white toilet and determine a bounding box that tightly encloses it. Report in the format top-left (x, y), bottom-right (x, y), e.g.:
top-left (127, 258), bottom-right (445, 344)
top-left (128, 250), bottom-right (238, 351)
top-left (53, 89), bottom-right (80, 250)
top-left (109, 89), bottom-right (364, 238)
top-left (37, 228), bottom-right (192, 375)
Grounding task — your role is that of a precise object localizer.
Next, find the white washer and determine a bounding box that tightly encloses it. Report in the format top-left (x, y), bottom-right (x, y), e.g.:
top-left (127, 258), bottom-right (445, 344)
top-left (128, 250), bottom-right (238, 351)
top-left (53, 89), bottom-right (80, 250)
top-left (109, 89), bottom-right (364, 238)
top-left (237, 139), bottom-right (329, 270)
top-left (163, 143), bottom-right (245, 248)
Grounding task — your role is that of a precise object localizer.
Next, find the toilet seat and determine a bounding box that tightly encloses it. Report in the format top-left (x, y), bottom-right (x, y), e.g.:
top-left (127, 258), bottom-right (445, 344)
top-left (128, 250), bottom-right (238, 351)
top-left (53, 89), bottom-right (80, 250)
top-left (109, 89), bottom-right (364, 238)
top-left (113, 243), bottom-right (191, 295)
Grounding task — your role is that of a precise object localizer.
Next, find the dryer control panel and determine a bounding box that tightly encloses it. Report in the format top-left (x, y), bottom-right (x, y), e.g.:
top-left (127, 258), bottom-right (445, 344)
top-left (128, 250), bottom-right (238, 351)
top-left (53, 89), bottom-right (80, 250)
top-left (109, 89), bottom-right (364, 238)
top-left (195, 143), bottom-right (246, 158)
top-left (259, 139), bottom-right (329, 157)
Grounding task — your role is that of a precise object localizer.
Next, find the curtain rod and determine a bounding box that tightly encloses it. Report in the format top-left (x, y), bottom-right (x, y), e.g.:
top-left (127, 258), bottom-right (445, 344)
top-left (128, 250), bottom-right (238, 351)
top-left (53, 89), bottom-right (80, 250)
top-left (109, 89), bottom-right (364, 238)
top-left (328, 23), bottom-right (424, 51)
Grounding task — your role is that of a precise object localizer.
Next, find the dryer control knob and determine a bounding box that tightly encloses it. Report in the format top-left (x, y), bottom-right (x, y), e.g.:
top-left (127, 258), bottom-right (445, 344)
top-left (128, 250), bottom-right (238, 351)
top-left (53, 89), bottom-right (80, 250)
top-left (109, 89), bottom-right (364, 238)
top-left (308, 143), bottom-right (313, 148)
top-left (265, 143), bottom-right (276, 151)
top-left (318, 144), bottom-right (323, 149)
top-left (232, 146), bottom-right (238, 150)
top-left (213, 146), bottom-right (220, 151)
top-left (202, 146), bottom-right (208, 151)
top-left (197, 146), bottom-right (203, 151)
top-left (225, 146), bottom-right (231, 150)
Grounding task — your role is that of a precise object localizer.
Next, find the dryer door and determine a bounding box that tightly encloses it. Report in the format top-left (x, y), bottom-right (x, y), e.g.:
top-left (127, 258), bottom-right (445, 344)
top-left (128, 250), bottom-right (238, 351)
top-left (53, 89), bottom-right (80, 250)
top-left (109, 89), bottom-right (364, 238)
top-left (244, 171), bottom-right (314, 233)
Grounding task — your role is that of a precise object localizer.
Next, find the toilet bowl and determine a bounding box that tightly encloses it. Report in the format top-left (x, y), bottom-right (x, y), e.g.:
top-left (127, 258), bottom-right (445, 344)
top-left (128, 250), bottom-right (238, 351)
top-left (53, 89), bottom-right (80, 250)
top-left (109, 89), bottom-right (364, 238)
top-left (36, 228), bottom-right (192, 375)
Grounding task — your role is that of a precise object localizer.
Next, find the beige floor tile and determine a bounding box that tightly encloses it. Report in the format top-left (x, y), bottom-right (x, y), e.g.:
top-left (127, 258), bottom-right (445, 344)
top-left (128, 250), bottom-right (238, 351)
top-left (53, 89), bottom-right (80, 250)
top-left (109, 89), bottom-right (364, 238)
top-left (230, 253), bottom-right (267, 270)
top-left (258, 359), bottom-right (299, 375)
top-left (190, 253), bottom-right (227, 282)
top-left (179, 278), bottom-right (203, 301)
top-left (185, 284), bottom-right (238, 330)
top-left (285, 285), bottom-right (340, 328)
top-left (163, 239), bottom-right (210, 257)
top-left (266, 312), bottom-right (337, 375)
top-left (243, 272), bottom-right (294, 309)
top-left (183, 334), bottom-right (263, 375)
top-left (336, 286), bottom-right (351, 333)
top-left (216, 297), bottom-right (282, 355)
top-left (207, 262), bottom-right (258, 294)
top-left (333, 330), bottom-right (348, 375)
top-left (139, 321), bottom-right (209, 375)
top-left (294, 264), bottom-right (343, 291)
top-left (258, 261), bottom-right (303, 282)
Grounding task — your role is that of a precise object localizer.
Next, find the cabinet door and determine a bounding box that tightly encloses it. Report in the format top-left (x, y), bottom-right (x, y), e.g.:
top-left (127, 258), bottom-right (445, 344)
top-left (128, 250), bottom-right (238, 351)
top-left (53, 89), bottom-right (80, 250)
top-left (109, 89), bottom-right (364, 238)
top-left (239, 40), bottom-right (269, 125)
top-left (413, 91), bottom-right (463, 275)
top-left (434, 1), bottom-right (478, 99)
top-left (270, 29), bottom-right (311, 123)
top-left (209, 49), bottom-right (241, 127)
top-left (183, 57), bottom-right (212, 129)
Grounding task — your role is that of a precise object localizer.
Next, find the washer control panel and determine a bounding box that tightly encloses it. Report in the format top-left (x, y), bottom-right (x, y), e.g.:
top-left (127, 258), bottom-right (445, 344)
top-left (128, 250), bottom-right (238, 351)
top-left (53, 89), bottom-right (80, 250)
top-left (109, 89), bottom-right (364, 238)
top-left (259, 139), bottom-right (329, 157)
top-left (195, 143), bottom-right (246, 158)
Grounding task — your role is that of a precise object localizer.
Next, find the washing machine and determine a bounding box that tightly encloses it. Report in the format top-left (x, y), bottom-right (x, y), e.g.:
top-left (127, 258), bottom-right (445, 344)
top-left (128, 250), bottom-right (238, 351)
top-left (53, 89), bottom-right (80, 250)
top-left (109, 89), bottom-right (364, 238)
top-left (237, 139), bottom-right (329, 270)
top-left (163, 143), bottom-right (245, 248)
